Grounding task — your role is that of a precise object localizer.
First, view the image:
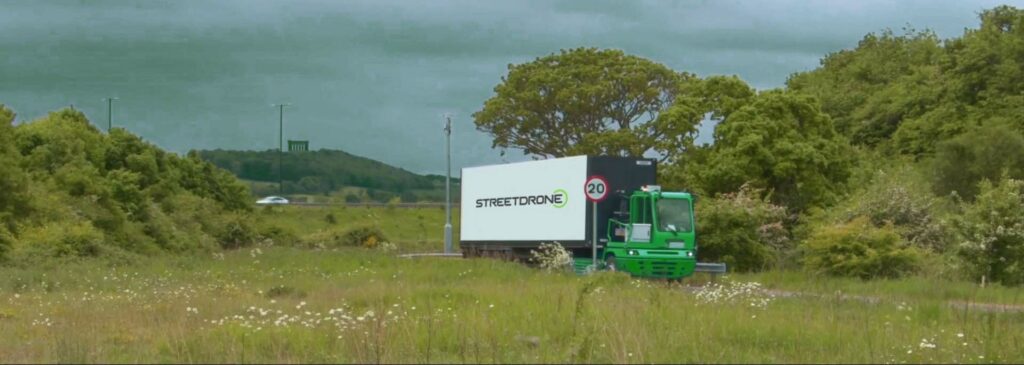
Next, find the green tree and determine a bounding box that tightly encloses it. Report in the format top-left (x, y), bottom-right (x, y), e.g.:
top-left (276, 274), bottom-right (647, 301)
top-left (0, 106), bottom-right (29, 214)
top-left (692, 91), bottom-right (855, 212)
top-left (473, 48), bottom-right (690, 159)
top-left (893, 6), bottom-right (1024, 155)
top-left (931, 123), bottom-right (1024, 200)
top-left (0, 105), bottom-right (29, 257)
top-left (787, 29), bottom-right (943, 145)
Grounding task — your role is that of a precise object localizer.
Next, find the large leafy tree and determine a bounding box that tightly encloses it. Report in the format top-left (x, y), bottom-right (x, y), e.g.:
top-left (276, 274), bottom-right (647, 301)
top-left (786, 29), bottom-right (943, 146)
top-left (894, 6), bottom-right (1024, 155)
top-left (473, 48), bottom-right (695, 159)
top-left (692, 91), bottom-right (855, 212)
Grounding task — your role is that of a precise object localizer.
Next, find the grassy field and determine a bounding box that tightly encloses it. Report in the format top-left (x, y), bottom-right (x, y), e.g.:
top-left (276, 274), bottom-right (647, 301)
top-left (2, 206), bottom-right (1023, 363)
top-left (2, 246), bottom-right (1023, 363)
top-left (256, 205), bottom-right (460, 254)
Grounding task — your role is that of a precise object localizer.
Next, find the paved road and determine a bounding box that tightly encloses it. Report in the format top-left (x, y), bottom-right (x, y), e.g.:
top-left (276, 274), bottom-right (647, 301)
top-left (283, 202), bottom-right (449, 208)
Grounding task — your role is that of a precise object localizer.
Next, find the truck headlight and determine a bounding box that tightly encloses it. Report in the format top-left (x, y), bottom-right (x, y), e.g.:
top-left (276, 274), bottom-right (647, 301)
top-left (686, 251), bottom-right (694, 258)
top-left (628, 250), bottom-right (639, 256)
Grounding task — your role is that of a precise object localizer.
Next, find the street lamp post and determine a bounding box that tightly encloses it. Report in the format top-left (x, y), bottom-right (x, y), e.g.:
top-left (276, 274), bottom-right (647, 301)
top-left (273, 103), bottom-right (290, 195)
top-left (443, 115), bottom-right (453, 254)
top-left (104, 97), bottom-right (119, 132)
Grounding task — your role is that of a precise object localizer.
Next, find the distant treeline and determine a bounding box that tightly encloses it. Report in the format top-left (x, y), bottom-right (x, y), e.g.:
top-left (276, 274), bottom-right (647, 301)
top-left (195, 149), bottom-right (459, 201)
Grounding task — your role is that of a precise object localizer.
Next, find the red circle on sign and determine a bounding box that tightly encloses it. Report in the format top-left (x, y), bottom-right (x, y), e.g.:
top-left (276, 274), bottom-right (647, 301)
top-left (584, 175), bottom-right (609, 202)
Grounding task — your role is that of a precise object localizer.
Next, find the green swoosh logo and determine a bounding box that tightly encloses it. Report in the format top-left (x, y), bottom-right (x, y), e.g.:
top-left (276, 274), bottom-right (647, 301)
top-left (552, 189), bottom-right (568, 208)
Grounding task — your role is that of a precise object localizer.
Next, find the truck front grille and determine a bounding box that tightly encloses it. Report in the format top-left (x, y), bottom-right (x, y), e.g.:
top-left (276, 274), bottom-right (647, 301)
top-left (640, 260), bottom-right (681, 277)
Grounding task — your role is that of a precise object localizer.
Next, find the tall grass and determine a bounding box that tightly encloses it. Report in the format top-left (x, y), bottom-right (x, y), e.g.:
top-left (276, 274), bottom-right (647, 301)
top-left (257, 205), bottom-right (459, 253)
top-left (1, 247), bottom-right (1021, 363)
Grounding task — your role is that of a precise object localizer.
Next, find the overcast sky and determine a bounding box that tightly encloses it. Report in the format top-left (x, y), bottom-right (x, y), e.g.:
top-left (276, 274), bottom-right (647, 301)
top-left (1, 0), bottom-right (1020, 174)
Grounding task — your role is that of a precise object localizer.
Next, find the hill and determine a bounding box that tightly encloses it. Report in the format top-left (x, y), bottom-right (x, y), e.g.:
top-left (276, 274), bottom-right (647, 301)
top-left (195, 149), bottom-right (460, 202)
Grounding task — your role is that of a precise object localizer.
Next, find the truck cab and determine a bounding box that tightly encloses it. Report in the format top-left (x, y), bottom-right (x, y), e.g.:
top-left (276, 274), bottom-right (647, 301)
top-left (604, 185), bottom-right (697, 279)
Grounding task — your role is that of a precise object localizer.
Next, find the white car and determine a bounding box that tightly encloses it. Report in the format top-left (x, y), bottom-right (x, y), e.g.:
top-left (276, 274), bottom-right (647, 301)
top-left (256, 196), bottom-right (289, 205)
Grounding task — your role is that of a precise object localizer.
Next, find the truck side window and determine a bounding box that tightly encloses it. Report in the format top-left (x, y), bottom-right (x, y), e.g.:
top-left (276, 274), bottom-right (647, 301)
top-left (630, 196), bottom-right (652, 225)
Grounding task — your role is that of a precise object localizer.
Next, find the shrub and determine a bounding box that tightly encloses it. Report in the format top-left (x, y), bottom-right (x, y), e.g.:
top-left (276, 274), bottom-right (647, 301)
top-left (20, 221), bottom-right (105, 258)
top-left (0, 225), bottom-right (12, 261)
top-left (802, 216), bottom-right (922, 279)
top-left (530, 242), bottom-right (573, 272)
top-left (835, 166), bottom-right (949, 251)
top-left (0, 108), bottom-right (258, 264)
top-left (265, 285), bottom-right (307, 299)
top-left (257, 224), bottom-right (301, 247)
top-left (341, 226), bottom-right (388, 248)
top-left (953, 177), bottom-right (1024, 285)
top-left (696, 185), bottom-right (789, 272)
top-left (303, 226), bottom-right (389, 249)
top-left (212, 213), bottom-right (260, 250)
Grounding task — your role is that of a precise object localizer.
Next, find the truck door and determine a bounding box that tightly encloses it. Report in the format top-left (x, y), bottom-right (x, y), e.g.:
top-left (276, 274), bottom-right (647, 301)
top-left (628, 195), bottom-right (653, 243)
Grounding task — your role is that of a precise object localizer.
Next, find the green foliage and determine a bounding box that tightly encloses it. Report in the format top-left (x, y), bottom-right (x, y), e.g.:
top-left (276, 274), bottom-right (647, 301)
top-left (257, 224), bottom-right (302, 247)
top-left (931, 123), bottom-right (1024, 200)
top-left (0, 105), bottom-right (31, 231)
top-left (0, 108), bottom-right (258, 263)
top-left (303, 226), bottom-right (389, 249)
top-left (822, 164), bottom-right (950, 252)
top-left (787, 28), bottom-right (943, 144)
top-left (19, 221), bottom-right (105, 258)
top-left (695, 185), bottom-right (789, 272)
top-left (324, 212), bottom-right (338, 224)
top-left (953, 177), bottom-right (1024, 285)
top-left (790, 7), bottom-right (1024, 156)
top-left (211, 213), bottom-right (260, 250)
top-left (473, 47), bottom-right (688, 159)
top-left (802, 217), bottom-right (922, 279)
top-left (0, 225), bottom-right (12, 261)
top-left (691, 91), bottom-right (855, 212)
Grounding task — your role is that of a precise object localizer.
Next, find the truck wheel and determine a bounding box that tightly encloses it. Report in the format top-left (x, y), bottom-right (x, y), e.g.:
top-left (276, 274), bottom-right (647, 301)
top-left (606, 255), bottom-right (618, 272)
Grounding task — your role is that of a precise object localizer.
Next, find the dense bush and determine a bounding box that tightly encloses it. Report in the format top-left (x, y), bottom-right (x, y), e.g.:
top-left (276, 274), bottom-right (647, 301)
top-left (953, 177), bottom-right (1024, 285)
top-left (303, 226), bottom-right (389, 249)
top-left (211, 213), bottom-right (260, 250)
top-left (0, 107), bottom-right (259, 263)
top-left (256, 224), bottom-right (302, 247)
top-left (832, 166), bottom-right (949, 251)
top-left (802, 217), bottom-right (922, 279)
top-left (696, 185), bottom-right (789, 272)
top-left (931, 123), bottom-right (1024, 201)
top-left (19, 221), bottom-right (105, 258)
top-left (0, 225), bottom-right (12, 261)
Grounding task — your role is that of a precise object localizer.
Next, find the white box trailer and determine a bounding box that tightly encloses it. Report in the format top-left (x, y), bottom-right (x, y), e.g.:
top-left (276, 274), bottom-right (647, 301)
top-left (459, 155), bottom-right (657, 255)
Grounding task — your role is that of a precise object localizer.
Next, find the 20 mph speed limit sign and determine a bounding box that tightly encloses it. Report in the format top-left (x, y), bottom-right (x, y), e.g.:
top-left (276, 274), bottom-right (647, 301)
top-left (584, 175), bottom-right (609, 202)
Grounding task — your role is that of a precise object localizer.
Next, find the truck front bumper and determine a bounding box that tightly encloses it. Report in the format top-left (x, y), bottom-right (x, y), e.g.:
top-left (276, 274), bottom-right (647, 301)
top-left (616, 252), bottom-right (696, 279)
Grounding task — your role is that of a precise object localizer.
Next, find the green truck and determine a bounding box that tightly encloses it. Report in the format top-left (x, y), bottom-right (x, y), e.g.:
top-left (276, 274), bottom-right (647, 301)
top-left (459, 155), bottom-right (701, 279)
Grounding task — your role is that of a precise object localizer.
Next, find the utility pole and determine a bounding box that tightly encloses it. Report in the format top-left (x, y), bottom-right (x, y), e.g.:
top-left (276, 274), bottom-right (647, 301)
top-left (273, 103), bottom-right (290, 195)
top-left (443, 115), bottom-right (453, 254)
top-left (104, 97), bottom-right (118, 132)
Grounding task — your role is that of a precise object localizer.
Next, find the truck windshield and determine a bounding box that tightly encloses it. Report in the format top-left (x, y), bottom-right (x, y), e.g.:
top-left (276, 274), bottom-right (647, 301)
top-left (657, 198), bottom-right (693, 232)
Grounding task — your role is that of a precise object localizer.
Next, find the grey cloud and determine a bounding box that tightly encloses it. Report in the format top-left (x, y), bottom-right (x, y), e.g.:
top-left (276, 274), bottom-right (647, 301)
top-left (1, 0), bottom-right (1021, 174)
